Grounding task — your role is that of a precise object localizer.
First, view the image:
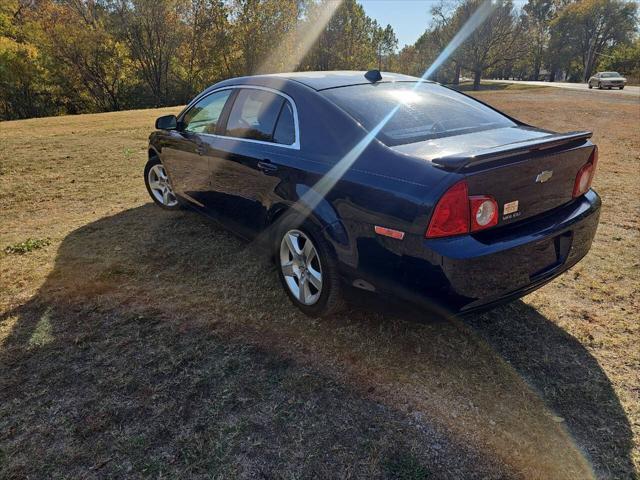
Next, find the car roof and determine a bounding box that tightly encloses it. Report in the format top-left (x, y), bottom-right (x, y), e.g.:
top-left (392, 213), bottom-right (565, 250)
top-left (213, 71), bottom-right (424, 92)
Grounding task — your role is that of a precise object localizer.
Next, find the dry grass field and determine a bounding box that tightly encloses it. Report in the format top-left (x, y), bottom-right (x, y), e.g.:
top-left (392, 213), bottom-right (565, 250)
top-left (1, 88), bottom-right (638, 479)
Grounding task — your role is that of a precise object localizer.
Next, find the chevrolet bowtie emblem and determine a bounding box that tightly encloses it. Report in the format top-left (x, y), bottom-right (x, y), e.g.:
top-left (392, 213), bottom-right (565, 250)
top-left (536, 170), bottom-right (553, 183)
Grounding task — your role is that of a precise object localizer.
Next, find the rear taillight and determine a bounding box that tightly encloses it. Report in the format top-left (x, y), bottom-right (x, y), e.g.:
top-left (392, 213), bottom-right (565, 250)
top-left (426, 181), bottom-right (469, 238)
top-left (426, 181), bottom-right (498, 238)
top-left (573, 146), bottom-right (598, 198)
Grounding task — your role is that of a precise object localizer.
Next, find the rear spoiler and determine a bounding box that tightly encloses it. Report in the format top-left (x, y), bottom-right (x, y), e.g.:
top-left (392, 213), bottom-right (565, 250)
top-left (431, 131), bottom-right (593, 171)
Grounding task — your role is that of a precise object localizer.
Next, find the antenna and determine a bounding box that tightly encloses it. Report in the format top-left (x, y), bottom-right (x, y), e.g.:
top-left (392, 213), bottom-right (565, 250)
top-left (364, 70), bottom-right (383, 83)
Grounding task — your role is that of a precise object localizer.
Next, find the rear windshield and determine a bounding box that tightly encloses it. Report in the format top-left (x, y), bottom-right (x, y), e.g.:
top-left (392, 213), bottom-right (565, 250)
top-left (322, 82), bottom-right (516, 146)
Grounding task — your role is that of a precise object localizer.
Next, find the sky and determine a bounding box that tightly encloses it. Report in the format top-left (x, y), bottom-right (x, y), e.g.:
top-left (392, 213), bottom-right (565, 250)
top-left (359, 0), bottom-right (528, 48)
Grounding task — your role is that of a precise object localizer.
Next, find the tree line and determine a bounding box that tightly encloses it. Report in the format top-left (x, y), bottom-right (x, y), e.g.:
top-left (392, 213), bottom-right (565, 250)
top-left (0, 0), bottom-right (397, 120)
top-left (1, 0), bottom-right (637, 121)
top-left (399, 0), bottom-right (638, 88)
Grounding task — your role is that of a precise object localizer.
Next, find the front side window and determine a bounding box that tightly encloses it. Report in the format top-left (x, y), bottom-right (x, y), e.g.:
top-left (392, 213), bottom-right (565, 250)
top-left (322, 82), bottom-right (516, 146)
top-left (225, 89), bottom-right (287, 143)
top-left (182, 90), bottom-right (232, 134)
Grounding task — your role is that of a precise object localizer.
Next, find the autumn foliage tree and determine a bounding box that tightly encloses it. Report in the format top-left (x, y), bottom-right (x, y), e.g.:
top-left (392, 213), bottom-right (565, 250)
top-left (0, 0), bottom-right (396, 120)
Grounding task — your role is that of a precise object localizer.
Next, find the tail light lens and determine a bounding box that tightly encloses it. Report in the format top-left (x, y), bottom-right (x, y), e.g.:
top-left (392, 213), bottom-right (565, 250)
top-left (470, 196), bottom-right (498, 232)
top-left (573, 146), bottom-right (598, 198)
top-left (426, 181), bottom-right (469, 238)
top-left (426, 181), bottom-right (499, 238)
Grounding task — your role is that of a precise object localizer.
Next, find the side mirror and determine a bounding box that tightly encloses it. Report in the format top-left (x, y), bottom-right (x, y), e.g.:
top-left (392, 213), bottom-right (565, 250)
top-left (155, 115), bottom-right (178, 130)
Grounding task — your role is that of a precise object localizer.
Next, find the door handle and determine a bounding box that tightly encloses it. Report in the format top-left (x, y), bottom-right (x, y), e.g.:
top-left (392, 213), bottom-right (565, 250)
top-left (257, 160), bottom-right (278, 174)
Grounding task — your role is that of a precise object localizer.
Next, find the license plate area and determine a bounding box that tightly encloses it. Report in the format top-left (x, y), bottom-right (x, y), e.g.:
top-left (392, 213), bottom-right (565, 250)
top-left (529, 231), bottom-right (573, 281)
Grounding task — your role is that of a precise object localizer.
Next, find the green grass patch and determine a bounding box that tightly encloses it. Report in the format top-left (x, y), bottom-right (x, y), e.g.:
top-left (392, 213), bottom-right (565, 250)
top-left (4, 237), bottom-right (51, 255)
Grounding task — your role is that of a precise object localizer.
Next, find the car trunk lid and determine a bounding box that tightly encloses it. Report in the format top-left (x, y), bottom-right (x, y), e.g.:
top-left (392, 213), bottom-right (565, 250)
top-left (393, 127), bottom-right (595, 226)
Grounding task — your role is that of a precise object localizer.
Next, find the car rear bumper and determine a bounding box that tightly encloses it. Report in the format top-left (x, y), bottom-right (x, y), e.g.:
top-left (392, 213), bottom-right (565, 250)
top-left (353, 190), bottom-right (601, 314)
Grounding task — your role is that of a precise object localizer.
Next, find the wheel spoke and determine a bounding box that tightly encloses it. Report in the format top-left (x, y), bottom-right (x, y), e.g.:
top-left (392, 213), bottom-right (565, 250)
top-left (285, 233), bottom-right (301, 257)
top-left (306, 247), bottom-right (317, 265)
top-left (149, 180), bottom-right (162, 190)
top-left (298, 277), bottom-right (307, 302)
top-left (303, 240), bottom-right (315, 260)
top-left (307, 267), bottom-right (322, 291)
top-left (305, 280), bottom-right (312, 303)
top-left (162, 188), bottom-right (169, 205)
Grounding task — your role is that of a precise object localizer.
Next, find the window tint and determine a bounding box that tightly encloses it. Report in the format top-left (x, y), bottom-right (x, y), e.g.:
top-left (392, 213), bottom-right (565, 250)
top-left (322, 82), bottom-right (516, 146)
top-left (273, 102), bottom-right (296, 145)
top-left (182, 90), bottom-right (232, 134)
top-left (225, 89), bottom-right (284, 142)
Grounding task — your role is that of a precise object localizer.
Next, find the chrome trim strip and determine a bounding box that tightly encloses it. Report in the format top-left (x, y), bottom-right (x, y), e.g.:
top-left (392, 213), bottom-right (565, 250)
top-left (180, 85), bottom-right (301, 150)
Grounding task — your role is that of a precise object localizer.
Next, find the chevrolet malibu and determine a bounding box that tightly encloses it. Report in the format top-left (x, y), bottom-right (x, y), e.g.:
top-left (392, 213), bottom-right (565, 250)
top-left (146, 71), bottom-right (600, 317)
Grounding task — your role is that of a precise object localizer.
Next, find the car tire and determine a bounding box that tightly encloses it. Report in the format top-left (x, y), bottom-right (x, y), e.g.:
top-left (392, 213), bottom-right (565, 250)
top-left (275, 215), bottom-right (344, 317)
top-left (597, 82), bottom-right (602, 89)
top-left (607, 86), bottom-right (611, 90)
top-left (588, 82), bottom-right (593, 89)
top-left (620, 86), bottom-right (624, 90)
top-left (144, 157), bottom-right (181, 210)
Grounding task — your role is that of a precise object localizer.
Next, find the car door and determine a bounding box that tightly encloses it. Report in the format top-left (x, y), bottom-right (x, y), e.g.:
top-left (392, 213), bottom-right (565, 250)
top-left (161, 89), bottom-right (233, 207)
top-left (203, 87), bottom-right (300, 238)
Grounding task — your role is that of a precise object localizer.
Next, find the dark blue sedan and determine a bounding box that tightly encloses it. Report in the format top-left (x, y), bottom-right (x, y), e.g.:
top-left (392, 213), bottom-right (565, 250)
top-left (146, 71), bottom-right (600, 317)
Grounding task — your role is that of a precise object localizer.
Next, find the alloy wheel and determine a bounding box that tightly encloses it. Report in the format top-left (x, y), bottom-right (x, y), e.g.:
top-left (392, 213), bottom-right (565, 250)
top-left (148, 164), bottom-right (178, 207)
top-left (280, 229), bottom-right (323, 305)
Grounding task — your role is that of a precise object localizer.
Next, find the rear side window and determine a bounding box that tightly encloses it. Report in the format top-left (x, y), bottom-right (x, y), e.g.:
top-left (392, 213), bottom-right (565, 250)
top-left (322, 82), bottom-right (516, 146)
top-left (273, 102), bottom-right (296, 145)
top-left (225, 89), bottom-right (285, 142)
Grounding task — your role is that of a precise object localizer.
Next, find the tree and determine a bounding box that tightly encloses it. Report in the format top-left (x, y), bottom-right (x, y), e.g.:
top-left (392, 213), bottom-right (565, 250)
top-left (522, 0), bottom-right (556, 80)
top-left (428, 1), bottom-right (462, 83)
top-left (113, 0), bottom-right (183, 106)
top-left (550, 0), bottom-right (638, 81)
top-left (373, 23), bottom-right (397, 70)
top-left (230, 0), bottom-right (303, 75)
top-left (456, 0), bottom-right (527, 89)
top-left (598, 38), bottom-right (640, 82)
top-left (37, 1), bottom-right (133, 112)
top-left (304, 0), bottom-right (380, 71)
top-left (173, 0), bottom-right (233, 101)
top-left (0, 0), bottom-right (58, 119)
top-left (404, 0), bottom-right (527, 88)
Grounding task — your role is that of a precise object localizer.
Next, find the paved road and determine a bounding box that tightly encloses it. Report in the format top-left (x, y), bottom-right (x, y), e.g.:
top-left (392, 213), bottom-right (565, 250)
top-left (485, 79), bottom-right (640, 97)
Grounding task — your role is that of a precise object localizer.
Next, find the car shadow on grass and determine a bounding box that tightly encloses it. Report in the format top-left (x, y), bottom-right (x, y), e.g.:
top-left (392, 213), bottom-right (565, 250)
top-left (1, 204), bottom-right (635, 479)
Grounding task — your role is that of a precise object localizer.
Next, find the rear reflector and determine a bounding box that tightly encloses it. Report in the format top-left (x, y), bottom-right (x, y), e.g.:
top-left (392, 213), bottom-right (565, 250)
top-left (573, 146), bottom-right (598, 198)
top-left (374, 225), bottom-right (405, 240)
top-left (469, 196), bottom-right (498, 232)
top-left (426, 181), bottom-right (469, 238)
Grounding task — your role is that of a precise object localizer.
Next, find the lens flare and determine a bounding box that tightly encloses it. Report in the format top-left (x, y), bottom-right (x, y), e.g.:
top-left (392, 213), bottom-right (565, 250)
top-left (421, 0), bottom-right (497, 81)
top-left (255, 0), bottom-right (343, 74)
top-left (286, 0), bottom-right (499, 222)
